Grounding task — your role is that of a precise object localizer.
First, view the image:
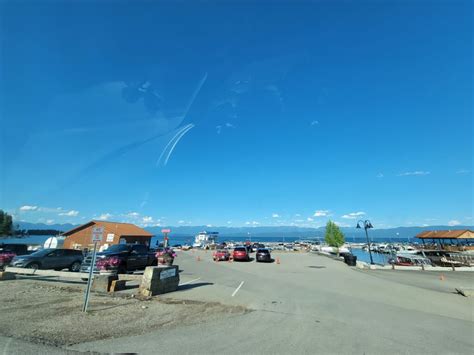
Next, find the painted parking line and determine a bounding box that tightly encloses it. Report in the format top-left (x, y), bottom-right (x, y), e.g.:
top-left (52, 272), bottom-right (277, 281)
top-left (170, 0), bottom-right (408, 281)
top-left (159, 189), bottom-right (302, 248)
top-left (179, 277), bottom-right (201, 286)
top-left (232, 281), bottom-right (244, 297)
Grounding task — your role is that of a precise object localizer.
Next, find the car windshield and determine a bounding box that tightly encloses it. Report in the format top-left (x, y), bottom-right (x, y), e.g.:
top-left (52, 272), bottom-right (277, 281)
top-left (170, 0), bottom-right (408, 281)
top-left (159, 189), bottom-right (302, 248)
top-left (1, 1), bottom-right (472, 354)
top-left (29, 249), bottom-right (54, 257)
top-left (105, 245), bottom-right (129, 253)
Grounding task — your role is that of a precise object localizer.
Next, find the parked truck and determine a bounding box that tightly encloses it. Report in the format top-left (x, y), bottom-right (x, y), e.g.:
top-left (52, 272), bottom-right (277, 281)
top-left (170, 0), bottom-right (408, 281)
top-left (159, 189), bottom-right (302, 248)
top-left (80, 243), bottom-right (157, 275)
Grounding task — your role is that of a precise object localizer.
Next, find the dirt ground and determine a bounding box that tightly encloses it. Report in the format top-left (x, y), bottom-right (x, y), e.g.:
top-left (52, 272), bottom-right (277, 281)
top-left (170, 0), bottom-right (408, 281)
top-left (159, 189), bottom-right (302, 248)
top-left (0, 278), bottom-right (249, 347)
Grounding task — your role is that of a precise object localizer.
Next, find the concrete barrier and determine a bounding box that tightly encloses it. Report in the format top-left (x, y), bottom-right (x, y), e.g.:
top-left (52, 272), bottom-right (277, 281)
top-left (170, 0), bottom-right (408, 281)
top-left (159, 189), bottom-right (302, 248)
top-left (139, 265), bottom-right (179, 297)
top-left (91, 274), bottom-right (118, 293)
top-left (0, 271), bottom-right (16, 280)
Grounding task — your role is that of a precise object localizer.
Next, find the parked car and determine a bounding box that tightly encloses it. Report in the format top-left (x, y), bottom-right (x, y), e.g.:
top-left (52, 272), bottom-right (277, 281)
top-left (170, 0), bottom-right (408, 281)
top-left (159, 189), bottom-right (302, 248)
top-left (0, 243), bottom-right (29, 255)
top-left (256, 248), bottom-right (272, 262)
top-left (213, 248), bottom-right (230, 261)
top-left (233, 246), bottom-right (250, 261)
top-left (0, 243), bottom-right (30, 270)
top-left (81, 243), bottom-right (157, 275)
top-left (10, 248), bottom-right (83, 271)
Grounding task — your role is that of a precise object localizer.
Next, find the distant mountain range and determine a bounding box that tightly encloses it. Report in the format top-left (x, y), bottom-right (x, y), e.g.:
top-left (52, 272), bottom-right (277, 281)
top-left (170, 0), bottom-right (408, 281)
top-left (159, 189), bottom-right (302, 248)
top-left (15, 221), bottom-right (473, 240)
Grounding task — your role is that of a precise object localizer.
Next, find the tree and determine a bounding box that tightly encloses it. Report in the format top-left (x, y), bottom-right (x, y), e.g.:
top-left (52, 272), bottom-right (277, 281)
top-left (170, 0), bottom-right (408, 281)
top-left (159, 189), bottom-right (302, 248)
top-left (0, 210), bottom-right (13, 236)
top-left (324, 220), bottom-right (345, 256)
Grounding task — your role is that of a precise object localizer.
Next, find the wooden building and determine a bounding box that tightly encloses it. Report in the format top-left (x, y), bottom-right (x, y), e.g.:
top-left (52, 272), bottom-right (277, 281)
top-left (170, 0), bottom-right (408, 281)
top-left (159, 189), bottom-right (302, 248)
top-left (416, 229), bottom-right (474, 251)
top-left (63, 220), bottom-right (153, 250)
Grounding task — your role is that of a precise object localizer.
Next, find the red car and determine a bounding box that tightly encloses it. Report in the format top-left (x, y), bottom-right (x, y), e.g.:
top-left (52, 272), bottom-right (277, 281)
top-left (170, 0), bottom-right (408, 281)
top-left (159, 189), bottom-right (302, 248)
top-left (233, 246), bottom-right (250, 261)
top-left (213, 249), bottom-right (230, 261)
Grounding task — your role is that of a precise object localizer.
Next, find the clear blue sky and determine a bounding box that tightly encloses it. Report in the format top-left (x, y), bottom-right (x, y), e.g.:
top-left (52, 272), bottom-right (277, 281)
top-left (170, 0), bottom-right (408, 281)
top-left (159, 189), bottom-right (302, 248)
top-left (1, 1), bottom-right (472, 228)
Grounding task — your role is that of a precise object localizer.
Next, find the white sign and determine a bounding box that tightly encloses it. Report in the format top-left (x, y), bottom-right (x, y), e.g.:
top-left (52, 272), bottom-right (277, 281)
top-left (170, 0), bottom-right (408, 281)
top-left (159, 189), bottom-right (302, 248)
top-left (106, 233), bottom-right (115, 242)
top-left (92, 227), bottom-right (104, 242)
top-left (160, 268), bottom-right (176, 280)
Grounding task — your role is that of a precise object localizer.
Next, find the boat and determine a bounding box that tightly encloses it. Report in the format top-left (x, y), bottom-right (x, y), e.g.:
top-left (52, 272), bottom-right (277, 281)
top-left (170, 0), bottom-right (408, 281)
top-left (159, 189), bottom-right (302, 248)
top-left (192, 231), bottom-right (219, 249)
top-left (320, 245), bottom-right (350, 254)
top-left (389, 253), bottom-right (432, 266)
top-left (398, 245), bottom-right (418, 254)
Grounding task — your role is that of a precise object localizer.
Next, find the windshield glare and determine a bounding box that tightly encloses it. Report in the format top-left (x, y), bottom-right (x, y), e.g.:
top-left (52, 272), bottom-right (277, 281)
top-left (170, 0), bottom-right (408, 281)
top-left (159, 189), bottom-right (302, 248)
top-left (105, 245), bottom-right (129, 252)
top-left (29, 249), bottom-right (54, 257)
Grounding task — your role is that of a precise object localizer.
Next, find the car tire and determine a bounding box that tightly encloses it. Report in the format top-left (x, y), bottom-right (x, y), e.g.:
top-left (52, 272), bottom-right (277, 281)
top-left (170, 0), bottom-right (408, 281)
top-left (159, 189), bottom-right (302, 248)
top-left (117, 266), bottom-right (127, 274)
top-left (69, 261), bottom-right (81, 272)
top-left (27, 262), bottom-right (40, 270)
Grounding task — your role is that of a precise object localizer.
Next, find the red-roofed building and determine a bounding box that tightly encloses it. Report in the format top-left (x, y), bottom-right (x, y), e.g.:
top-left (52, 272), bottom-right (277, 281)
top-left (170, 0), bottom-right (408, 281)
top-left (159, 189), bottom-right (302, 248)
top-left (63, 220), bottom-right (153, 250)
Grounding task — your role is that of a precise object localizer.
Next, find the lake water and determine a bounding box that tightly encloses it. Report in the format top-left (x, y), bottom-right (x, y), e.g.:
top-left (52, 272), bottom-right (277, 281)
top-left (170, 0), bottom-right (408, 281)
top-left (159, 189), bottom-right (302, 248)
top-left (350, 249), bottom-right (391, 265)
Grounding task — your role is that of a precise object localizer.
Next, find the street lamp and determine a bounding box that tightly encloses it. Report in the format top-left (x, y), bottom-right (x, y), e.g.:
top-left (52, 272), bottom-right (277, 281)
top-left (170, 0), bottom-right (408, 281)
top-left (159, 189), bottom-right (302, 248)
top-left (357, 220), bottom-right (374, 265)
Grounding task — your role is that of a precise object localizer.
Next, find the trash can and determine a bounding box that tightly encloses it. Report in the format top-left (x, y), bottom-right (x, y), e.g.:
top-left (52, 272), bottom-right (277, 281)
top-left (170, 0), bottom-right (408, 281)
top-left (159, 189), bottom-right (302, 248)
top-left (344, 254), bottom-right (357, 266)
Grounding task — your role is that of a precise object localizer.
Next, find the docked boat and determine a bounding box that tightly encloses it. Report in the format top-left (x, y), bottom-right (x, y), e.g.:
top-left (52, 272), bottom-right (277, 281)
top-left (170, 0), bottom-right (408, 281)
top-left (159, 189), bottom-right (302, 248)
top-left (193, 231), bottom-right (219, 249)
top-left (388, 253), bottom-right (432, 266)
top-left (320, 245), bottom-right (350, 254)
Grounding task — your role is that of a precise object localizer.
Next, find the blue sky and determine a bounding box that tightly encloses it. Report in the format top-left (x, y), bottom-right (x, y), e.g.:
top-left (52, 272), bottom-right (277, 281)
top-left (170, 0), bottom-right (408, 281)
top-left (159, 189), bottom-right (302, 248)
top-left (1, 1), bottom-right (472, 229)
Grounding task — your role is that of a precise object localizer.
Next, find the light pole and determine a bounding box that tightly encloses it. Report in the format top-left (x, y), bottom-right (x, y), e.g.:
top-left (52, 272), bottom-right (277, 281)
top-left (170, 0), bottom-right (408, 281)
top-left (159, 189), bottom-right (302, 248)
top-left (357, 220), bottom-right (374, 265)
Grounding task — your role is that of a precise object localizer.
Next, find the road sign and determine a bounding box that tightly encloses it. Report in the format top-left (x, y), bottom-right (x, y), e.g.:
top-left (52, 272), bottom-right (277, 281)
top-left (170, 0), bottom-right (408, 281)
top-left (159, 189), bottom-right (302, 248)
top-left (92, 227), bottom-right (104, 242)
top-left (83, 226), bottom-right (103, 312)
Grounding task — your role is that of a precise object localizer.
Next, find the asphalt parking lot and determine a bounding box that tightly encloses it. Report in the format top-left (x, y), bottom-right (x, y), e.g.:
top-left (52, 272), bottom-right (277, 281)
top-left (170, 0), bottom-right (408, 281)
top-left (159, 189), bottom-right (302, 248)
top-left (68, 249), bottom-right (474, 355)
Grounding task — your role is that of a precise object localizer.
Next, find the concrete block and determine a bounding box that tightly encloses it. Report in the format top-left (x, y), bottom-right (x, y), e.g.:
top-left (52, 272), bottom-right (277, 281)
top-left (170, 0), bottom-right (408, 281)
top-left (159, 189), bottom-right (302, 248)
top-left (91, 274), bottom-right (118, 293)
top-left (139, 265), bottom-right (179, 297)
top-left (0, 272), bottom-right (16, 281)
top-left (110, 279), bottom-right (127, 292)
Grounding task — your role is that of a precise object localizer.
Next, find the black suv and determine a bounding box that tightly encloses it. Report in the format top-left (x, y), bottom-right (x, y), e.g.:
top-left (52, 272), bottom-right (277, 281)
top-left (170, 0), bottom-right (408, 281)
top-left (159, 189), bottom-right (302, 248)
top-left (10, 248), bottom-right (83, 271)
top-left (256, 248), bottom-right (272, 262)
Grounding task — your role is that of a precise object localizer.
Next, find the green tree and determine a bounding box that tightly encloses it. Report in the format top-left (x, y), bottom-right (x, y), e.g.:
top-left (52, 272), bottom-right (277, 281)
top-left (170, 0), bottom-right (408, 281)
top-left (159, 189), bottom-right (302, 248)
top-left (324, 220), bottom-right (345, 256)
top-left (0, 210), bottom-right (13, 236)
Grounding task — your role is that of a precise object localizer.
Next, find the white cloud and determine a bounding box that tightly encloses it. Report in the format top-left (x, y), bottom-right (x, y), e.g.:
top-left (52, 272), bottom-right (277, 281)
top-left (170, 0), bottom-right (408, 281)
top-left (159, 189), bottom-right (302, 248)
top-left (398, 171), bottom-right (430, 176)
top-left (97, 213), bottom-right (112, 221)
top-left (127, 212), bottom-right (140, 218)
top-left (142, 216), bottom-right (153, 223)
top-left (225, 122), bottom-right (235, 128)
top-left (206, 224), bottom-right (213, 227)
top-left (448, 220), bottom-right (461, 226)
top-left (178, 220), bottom-right (185, 224)
top-left (307, 217), bottom-right (314, 222)
top-left (245, 221), bottom-right (260, 226)
top-left (341, 211), bottom-right (366, 219)
top-left (295, 213), bottom-right (301, 217)
top-left (19, 205), bottom-right (38, 211)
top-left (456, 169), bottom-right (470, 174)
top-left (216, 125), bottom-right (222, 134)
top-left (227, 221), bottom-right (232, 224)
top-left (46, 219), bottom-right (55, 224)
top-left (272, 213), bottom-right (280, 218)
top-left (376, 173), bottom-right (384, 178)
top-left (59, 210), bottom-right (79, 217)
top-left (313, 210), bottom-right (330, 217)
top-left (294, 219), bottom-right (305, 223)
top-left (310, 120), bottom-right (319, 126)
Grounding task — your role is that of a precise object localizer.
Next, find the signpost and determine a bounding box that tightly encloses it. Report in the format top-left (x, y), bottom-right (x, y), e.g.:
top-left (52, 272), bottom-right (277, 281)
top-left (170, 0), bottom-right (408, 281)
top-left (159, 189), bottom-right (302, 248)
top-left (82, 226), bottom-right (103, 312)
top-left (161, 229), bottom-right (171, 248)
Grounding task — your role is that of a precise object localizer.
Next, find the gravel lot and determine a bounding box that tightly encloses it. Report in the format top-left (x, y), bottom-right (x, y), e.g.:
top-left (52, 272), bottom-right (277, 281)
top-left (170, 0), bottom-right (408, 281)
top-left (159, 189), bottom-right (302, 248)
top-left (0, 278), bottom-right (248, 347)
